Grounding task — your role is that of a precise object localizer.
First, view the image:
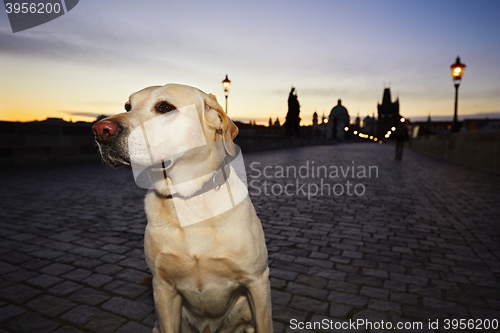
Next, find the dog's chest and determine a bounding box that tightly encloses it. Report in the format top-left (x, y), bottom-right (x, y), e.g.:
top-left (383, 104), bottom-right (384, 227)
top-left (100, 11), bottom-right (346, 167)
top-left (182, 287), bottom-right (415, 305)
top-left (152, 242), bottom-right (248, 316)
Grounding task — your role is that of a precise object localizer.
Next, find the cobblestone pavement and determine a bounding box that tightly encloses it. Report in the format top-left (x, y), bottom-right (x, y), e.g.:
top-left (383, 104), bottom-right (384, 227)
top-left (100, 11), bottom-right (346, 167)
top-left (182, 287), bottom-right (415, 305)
top-left (1, 143), bottom-right (499, 332)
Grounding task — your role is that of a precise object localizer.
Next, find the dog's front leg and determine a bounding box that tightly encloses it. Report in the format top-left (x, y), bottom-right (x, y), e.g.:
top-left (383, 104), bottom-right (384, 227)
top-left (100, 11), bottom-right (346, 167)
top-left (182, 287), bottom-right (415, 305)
top-left (152, 278), bottom-right (182, 333)
top-left (247, 267), bottom-right (274, 333)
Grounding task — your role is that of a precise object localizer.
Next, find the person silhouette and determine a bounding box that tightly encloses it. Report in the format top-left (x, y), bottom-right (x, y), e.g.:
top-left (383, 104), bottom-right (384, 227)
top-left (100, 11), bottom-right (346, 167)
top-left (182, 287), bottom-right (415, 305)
top-left (394, 118), bottom-right (408, 160)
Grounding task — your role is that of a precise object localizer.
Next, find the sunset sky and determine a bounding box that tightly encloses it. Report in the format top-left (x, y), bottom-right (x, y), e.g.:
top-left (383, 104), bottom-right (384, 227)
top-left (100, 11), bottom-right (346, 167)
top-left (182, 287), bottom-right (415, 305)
top-left (1, 0), bottom-right (499, 125)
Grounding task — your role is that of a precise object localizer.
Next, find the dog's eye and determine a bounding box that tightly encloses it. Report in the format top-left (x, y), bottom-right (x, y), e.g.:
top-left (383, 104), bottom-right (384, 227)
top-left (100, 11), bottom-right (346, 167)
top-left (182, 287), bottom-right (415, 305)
top-left (124, 102), bottom-right (131, 112)
top-left (156, 102), bottom-right (175, 114)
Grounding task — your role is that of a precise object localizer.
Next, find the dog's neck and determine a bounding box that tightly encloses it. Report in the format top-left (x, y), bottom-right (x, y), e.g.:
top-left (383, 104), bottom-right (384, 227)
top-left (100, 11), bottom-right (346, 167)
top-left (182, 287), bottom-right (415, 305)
top-left (154, 158), bottom-right (230, 200)
top-left (150, 143), bottom-right (230, 199)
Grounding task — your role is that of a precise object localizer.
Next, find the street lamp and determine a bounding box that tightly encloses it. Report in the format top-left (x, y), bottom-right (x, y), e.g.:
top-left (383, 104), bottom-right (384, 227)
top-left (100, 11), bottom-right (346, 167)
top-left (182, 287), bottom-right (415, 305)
top-left (222, 74), bottom-right (231, 114)
top-left (450, 56), bottom-right (466, 132)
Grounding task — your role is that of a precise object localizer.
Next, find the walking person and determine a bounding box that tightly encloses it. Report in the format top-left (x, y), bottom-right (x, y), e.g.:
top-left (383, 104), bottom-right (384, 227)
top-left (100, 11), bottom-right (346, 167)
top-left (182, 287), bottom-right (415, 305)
top-left (394, 117), bottom-right (408, 160)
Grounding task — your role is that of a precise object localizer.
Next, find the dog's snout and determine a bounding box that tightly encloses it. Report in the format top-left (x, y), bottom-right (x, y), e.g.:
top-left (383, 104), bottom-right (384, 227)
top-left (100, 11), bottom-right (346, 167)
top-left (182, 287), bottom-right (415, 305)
top-left (92, 120), bottom-right (120, 143)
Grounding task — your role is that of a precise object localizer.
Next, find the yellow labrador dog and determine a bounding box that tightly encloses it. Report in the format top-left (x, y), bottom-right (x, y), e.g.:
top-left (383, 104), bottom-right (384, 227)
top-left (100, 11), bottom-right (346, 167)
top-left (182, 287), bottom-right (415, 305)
top-left (92, 84), bottom-right (273, 333)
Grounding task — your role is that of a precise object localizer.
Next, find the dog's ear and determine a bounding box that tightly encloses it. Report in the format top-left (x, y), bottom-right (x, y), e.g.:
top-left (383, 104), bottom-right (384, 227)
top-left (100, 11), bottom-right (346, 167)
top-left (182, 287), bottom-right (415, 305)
top-left (204, 93), bottom-right (239, 156)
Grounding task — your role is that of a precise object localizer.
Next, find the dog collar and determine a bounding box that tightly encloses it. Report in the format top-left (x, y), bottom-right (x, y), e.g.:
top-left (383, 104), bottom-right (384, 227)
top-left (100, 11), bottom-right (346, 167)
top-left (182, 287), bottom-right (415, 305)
top-left (188, 161), bottom-right (231, 198)
top-left (155, 159), bottom-right (231, 200)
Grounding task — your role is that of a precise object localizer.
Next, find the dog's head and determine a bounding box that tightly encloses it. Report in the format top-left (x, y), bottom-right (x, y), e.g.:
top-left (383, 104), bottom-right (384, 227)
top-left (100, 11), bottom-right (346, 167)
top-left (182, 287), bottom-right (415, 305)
top-left (92, 84), bottom-right (238, 192)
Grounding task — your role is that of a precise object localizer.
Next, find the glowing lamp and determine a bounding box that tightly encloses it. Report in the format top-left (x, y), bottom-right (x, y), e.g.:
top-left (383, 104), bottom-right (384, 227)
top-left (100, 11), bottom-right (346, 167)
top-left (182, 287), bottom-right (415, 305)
top-left (450, 57), bottom-right (466, 83)
top-left (222, 75), bottom-right (231, 114)
top-left (222, 75), bottom-right (231, 94)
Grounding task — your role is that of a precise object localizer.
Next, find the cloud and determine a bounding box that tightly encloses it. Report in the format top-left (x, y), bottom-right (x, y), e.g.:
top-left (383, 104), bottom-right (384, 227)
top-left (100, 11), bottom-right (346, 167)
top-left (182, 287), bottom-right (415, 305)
top-left (58, 110), bottom-right (109, 119)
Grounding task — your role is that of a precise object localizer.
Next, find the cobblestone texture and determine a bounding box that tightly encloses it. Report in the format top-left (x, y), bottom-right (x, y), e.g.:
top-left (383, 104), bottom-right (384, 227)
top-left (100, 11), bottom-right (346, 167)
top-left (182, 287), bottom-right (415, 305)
top-left (0, 143), bottom-right (499, 332)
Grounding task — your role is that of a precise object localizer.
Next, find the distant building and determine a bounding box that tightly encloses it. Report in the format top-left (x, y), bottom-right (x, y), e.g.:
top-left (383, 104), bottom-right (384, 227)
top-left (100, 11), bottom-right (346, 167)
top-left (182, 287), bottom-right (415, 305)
top-left (363, 114), bottom-right (377, 136)
top-left (355, 112), bottom-right (361, 130)
top-left (328, 99), bottom-right (350, 139)
top-left (377, 88), bottom-right (400, 138)
top-left (463, 118), bottom-right (500, 132)
top-left (274, 117), bottom-right (281, 127)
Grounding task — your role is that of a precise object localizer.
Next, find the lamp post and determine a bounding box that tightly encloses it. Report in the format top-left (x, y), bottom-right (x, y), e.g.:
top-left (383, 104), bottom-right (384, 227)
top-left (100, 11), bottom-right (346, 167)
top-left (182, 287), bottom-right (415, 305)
top-left (222, 74), bottom-right (231, 114)
top-left (450, 56), bottom-right (466, 133)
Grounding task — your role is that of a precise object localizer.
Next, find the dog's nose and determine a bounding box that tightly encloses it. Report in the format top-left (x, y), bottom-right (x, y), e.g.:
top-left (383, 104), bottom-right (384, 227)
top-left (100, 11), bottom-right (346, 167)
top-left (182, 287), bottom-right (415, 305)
top-left (92, 120), bottom-right (120, 143)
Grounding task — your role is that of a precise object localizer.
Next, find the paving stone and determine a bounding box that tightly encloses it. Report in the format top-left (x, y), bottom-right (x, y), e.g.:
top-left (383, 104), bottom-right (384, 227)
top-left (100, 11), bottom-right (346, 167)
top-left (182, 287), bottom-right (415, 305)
top-left (270, 277), bottom-right (287, 290)
top-left (383, 280), bottom-right (407, 292)
top-left (326, 280), bottom-right (358, 294)
top-left (0, 281), bottom-right (41, 303)
top-left (102, 297), bottom-right (154, 321)
top-left (286, 282), bottom-right (328, 300)
top-left (115, 321), bottom-right (151, 333)
top-left (52, 326), bottom-right (85, 333)
top-left (290, 295), bottom-right (328, 315)
top-left (0, 304), bottom-right (26, 322)
top-left (2, 268), bottom-right (38, 282)
top-left (328, 291), bottom-right (368, 308)
top-left (270, 268), bottom-right (299, 281)
top-left (362, 268), bottom-right (389, 279)
top-left (118, 257), bottom-right (149, 271)
top-left (273, 320), bottom-right (286, 333)
top-left (3, 311), bottom-right (60, 332)
top-left (62, 268), bottom-right (92, 281)
top-left (367, 299), bottom-right (401, 314)
top-left (82, 273), bottom-right (113, 287)
top-left (84, 312), bottom-right (127, 333)
top-left (390, 273), bottom-right (428, 287)
top-left (390, 292), bottom-right (419, 306)
top-left (312, 269), bottom-right (347, 281)
top-left (1, 251), bottom-right (34, 264)
top-left (352, 309), bottom-right (389, 322)
top-left (73, 258), bottom-right (103, 269)
top-left (30, 249), bottom-right (65, 260)
top-left (69, 246), bottom-right (106, 259)
top-left (95, 263), bottom-right (124, 275)
top-left (346, 273), bottom-right (384, 287)
top-left (422, 297), bottom-right (468, 316)
top-left (328, 302), bottom-right (352, 318)
top-left (469, 306), bottom-right (500, 320)
top-left (295, 274), bottom-right (328, 288)
top-left (103, 279), bottom-right (149, 298)
top-left (342, 250), bottom-right (363, 259)
top-left (0, 260), bottom-right (18, 274)
top-left (100, 253), bottom-right (127, 264)
top-left (360, 286), bottom-right (389, 300)
top-left (48, 280), bottom-right (83, 296)
top-left (26, 273), bottom-right (63, 288)
top-left (40, 263), bottom-right (74, 276)
top-left (116, 268), bottom-right (149, 284)
top-left (272, 289), bottom-right (292, 306)
top-left (142, 312), bottom-right (156, 327)
top-left (273, 304), bottom-right (308, 323)
top-left (68, 287), bottom-right (111, 306)
top-left (27, 294), bottom-right (76, 317)
top-left (60, 304), bottom-right (101, 325)
top-left (295, 256), bottom-right (333, 269)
